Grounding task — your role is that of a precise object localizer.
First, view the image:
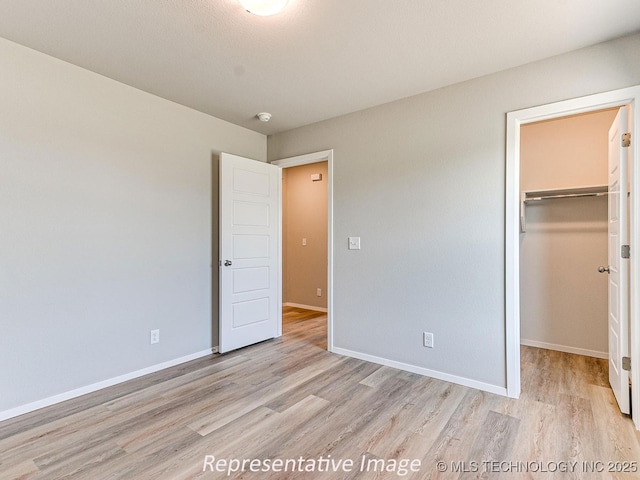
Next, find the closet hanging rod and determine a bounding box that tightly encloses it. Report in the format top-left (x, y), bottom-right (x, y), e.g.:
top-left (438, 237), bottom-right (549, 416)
top-left (520, 184), bottom-right (608, 232)
top-left (524, 192), bottom-right (608, 202)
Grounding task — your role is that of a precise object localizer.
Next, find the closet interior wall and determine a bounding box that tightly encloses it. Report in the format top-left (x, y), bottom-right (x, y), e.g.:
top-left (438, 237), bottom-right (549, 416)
top-left (520, 108), bottom-right (618, 358)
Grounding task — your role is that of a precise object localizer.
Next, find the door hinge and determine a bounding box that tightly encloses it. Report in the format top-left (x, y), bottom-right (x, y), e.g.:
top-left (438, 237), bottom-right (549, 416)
top-left (622, 132), bottom-right (631, 148)
top-left (622, 356), bottom-right (631, 371)
top-left (621, 245), bottom-right (630, 259)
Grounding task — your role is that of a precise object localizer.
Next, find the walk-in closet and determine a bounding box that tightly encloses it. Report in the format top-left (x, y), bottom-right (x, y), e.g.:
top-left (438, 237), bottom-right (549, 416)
top-left (519, 108), bottom-right (619, 359)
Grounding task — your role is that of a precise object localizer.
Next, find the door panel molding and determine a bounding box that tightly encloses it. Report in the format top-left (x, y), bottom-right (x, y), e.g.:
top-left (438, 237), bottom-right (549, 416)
top-left (219, 152), bottom-right (281, 353)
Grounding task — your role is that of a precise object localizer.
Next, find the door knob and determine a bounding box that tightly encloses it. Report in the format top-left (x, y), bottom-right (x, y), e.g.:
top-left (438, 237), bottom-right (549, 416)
top-left (598, 266), bottom-right (610, 274)
top-left (224, 260), bottom-right (232, 266)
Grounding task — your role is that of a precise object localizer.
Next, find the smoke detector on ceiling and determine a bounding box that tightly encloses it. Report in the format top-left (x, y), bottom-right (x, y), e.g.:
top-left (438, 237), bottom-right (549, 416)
top-left (257, 112), bottom-right (272, 122)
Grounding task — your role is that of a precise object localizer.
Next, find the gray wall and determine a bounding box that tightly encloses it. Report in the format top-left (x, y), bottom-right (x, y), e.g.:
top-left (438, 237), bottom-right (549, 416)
top-left (268, 32), bottom-right (640, 388)
top-left (0, 37), bottom-right (266, 414)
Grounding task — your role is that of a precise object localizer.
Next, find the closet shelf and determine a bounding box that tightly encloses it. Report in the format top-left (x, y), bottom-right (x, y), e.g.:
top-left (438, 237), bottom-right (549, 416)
top-left (520, 184), bottom-right (608, 232)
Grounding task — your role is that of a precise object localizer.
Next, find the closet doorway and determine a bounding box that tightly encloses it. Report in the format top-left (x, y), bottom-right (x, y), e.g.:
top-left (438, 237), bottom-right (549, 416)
top-left (519, 108), bottom-right (617, 361)
top-left (272, 150), bottom-right (334, 352)
top-left (505, 86), bottom-right (640, 430)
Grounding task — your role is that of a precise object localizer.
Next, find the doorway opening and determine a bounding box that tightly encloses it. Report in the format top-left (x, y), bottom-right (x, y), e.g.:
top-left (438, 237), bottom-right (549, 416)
top-left (519, 108), bottom-right (617, 359)
top-left (505, 86), bottom-right (640, 431)
top-left (282, 161), bottom-right (328, 349)
top-left (273, 150), bottom-right (334, 352)
top-left (519, 108), bottom-right (627, 410)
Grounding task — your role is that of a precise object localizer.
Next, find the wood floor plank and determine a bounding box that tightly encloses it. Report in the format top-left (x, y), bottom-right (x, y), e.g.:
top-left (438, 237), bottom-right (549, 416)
top-left (0, 352), bottom-right (235, 440)
top-left (362, 378), bottom-right (469, 462)
top-left (104, 354), bottom-right (250, 412)
top-left (417, 390), bottom-right (500, 479)
top-left (495, 396), bottom-right (559, 473)
top-left (359, 366), bottom-right (401, 387)
top-left (520, 347), bottom-right (564, 406)
top-left (245, 372), bottom-right (419, 475)
top-left (134, 407), bottom-right (281, 480)
top-left (458, 410), bottom-right (520, 479)
top-left (201, 395), bottom-right (332, 480)
top-left (0, 459), bottom-right (40, 480)
top-left (264, 357), bottom-right (374, 413)
top-left (0, 405), bottom-right (115, 468)
top-left (1, 310), bottom-right (639, 480)
top-left (187, 355), bottom-right (342, 436)
top-left (34, 440), bottom-right (126, 480)
top-left (589, 384), bottom-right (640, 465)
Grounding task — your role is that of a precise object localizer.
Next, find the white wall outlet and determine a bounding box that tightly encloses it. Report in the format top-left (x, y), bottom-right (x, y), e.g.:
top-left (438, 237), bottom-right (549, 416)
top-left (348, 237), bottom-right (361, 250)
top-left (423, 332), bottom-right (434, 348)
top-left (302, 238), bottom-right (307, 246)
top-left (150, 329), bottom-right (160, 345)
top-left (317, 288), bottom-right (322, 297)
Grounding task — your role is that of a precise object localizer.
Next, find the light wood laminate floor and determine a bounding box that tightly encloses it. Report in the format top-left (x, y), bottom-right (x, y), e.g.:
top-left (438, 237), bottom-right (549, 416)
top-left (1, 307), bottom-right (639, 479)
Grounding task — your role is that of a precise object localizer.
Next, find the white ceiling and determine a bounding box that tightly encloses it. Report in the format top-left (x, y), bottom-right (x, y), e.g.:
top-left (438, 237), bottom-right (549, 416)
top-left (0, 0), bottom-right (639, 135)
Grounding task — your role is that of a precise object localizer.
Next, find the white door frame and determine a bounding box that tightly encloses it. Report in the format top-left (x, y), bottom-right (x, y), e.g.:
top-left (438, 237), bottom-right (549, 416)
top-left (506, 86), bottom-right (640, 430)
top-left (272, 150), bottom-right (334, 352)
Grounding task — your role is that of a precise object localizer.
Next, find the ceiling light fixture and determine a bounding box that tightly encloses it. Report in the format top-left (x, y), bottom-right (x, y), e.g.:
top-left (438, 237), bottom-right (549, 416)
top-left (239, 0), bottom-right (288, 16)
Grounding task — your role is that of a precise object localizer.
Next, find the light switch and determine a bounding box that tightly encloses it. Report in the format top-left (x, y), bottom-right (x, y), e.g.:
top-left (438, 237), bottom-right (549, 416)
top-left (348, 237), bottom-right (361, 250)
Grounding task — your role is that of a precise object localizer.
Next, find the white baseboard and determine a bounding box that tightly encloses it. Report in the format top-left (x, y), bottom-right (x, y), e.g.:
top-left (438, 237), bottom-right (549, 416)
top-left (520, 339), bottom-right (608, 359)
top-left (332, 347), bottom-right (508, 397)
top-left (283, 302), bottom-right (327, 313)
top-left (0, 348), bottom-right (214, 422)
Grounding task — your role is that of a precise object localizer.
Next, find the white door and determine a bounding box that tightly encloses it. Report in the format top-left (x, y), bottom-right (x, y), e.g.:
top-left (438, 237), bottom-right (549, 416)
top-left (219, 153), bottom-right (281, 354)
top-left (608, 106), bottom-right (630, 414)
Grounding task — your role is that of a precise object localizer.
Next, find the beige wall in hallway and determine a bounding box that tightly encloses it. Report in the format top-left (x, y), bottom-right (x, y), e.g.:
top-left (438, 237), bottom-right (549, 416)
top-left (520, 109), bottom-right (619, 356)
top-left (283, 162), bottom-right (328, 309)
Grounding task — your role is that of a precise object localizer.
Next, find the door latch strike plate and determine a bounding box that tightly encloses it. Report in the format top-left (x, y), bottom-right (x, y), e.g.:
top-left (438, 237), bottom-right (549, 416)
top-left (621, 245), bottom-right (630, 259)
top-left (622, 132), bottom-right (631, 148)
top-left (622, 356), bottom-right (631, 371)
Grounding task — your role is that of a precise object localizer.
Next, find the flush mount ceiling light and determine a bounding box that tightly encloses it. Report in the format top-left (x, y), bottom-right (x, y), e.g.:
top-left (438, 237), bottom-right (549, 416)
top-left (238, 0), bottom-right (288, 16)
